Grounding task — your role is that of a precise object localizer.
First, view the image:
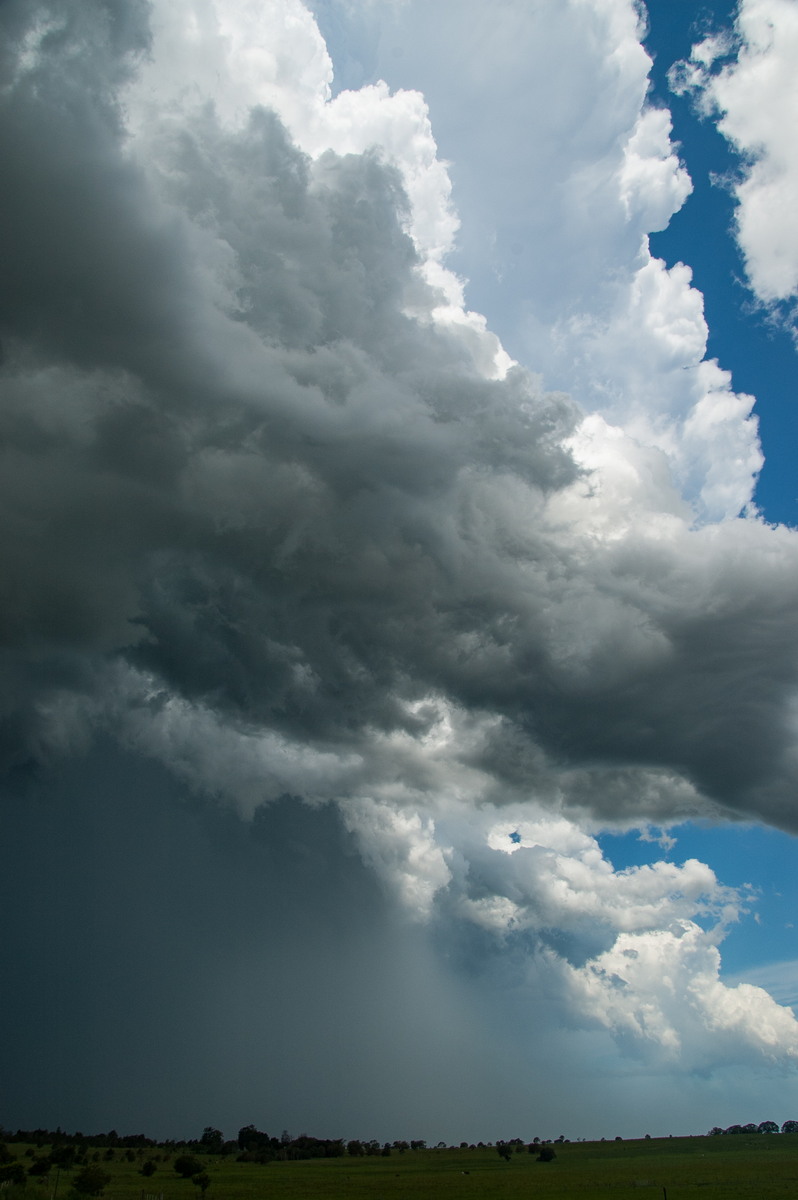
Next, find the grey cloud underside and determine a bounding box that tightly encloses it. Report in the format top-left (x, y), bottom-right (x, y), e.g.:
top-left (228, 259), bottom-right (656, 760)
top-left (3, 0), bottom-right (798, 831)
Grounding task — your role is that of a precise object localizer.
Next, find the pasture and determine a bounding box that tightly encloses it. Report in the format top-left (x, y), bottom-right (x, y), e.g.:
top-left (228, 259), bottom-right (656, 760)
top-left (8, 1134), bottom-right (798, 1200)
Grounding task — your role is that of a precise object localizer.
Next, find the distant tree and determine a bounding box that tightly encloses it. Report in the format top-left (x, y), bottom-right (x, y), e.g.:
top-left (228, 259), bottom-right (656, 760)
top-left (72, 1166), bottom-right (112, 1197)
top-left (237, 1127), bottom-right (256, 1151)
top-left (346, 1141), bottom-right (364, 1157)
top-left (28, 1157), bottom-right (52, 1176)
top-left (140, 1161), bottom-right (157, 1177)
top-left (758, 1121), bottom-right (779, 1134)
top-left (174, 1157), bottom-right (203, 1179)
top-left (782, 1121), bottom-right (798, 1133)
top-left (496, 1143), bottom-right (512, 1162)
top-left (200, 1129), bottom-right (223, 1153)
top-left (725, 1126), bottom-right (744, 1136)
top-left (536, 1146), bottom-right (556, 1163)
top-left (742, 1124), bottom-right (758, 1134)
top-left (707, 1128), bottom-right (723, 1136)
top-left (191, 1172), bottom-right (211, 1196)
top-left (0, 1146), bottom-right (13, 1165)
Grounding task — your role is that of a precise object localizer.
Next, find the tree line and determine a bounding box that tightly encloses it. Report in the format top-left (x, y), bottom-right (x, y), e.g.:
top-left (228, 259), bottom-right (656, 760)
top-left (4, 1115), bottom-right (798, 1180)
top-left (707, 1122), bottom-right (798, 1135)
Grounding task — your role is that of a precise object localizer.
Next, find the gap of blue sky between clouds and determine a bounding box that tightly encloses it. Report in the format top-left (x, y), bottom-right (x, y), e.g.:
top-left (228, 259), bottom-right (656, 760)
top-left (645, 0), bottom-right (798, 529)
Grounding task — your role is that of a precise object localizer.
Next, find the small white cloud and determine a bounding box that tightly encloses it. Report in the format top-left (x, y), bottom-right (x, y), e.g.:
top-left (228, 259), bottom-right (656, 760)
top-left (619, 107), bottom-right (692, 232)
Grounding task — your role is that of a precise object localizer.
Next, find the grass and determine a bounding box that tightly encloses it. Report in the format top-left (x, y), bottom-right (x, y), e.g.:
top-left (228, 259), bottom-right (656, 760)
top-left (7, 1134), bottom-right (798, 1200)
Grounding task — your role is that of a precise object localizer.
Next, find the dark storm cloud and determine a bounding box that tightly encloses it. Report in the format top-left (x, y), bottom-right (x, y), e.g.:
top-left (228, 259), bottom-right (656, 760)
top-left (7, 0), bottom-right (798, 1144)
top-left (3, 0), bottom-right (798, 844)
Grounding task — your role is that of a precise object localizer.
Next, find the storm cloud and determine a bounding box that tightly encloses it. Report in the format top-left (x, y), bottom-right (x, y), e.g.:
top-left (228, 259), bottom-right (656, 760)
top-left (3, 0), bottom-right (798, 1140)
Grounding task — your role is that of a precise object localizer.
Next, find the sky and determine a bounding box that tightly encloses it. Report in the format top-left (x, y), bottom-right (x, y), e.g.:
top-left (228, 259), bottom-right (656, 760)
top-left (2, 0), bottom-right (798, 1147)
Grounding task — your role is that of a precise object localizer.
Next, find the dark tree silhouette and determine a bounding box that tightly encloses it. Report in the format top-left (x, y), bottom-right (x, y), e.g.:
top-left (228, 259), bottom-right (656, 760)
top-left (174, 1157), bottom-right (203, 1178)
top-left (0, 1162), bottom-right (26, 1185)
top-left (200, 1129), bottom-right (223, 1153)
top-left (72, 1166), bottom-right (112, 1196)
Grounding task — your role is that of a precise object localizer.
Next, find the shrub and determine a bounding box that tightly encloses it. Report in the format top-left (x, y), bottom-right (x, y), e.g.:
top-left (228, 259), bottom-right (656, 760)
top-left (174, 1157), bottom-right (204, 1179)
top-left (72, 1166), bottom-right (112, 1196)
top-left (536, 1146), bottom-right (557, 1162)
top-left (0, 1162), bottom-right (26, 1185)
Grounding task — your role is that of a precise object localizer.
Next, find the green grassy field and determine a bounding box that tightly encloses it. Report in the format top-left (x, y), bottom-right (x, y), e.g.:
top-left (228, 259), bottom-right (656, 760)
top-left (8, 1135), bottom-right (798, 1200)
